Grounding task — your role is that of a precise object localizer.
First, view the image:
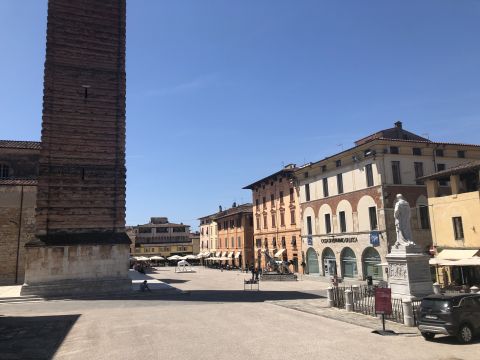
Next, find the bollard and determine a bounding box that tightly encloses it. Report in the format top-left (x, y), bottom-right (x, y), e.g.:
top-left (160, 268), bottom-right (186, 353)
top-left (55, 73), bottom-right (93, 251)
top-left (402, 298), bottom-right (415, 327)
top-left (352, 285), bottom-right (359, 303)
top-left (327, 287), bottom-right (334, 307)
top-left (345, 289), bottom-right (353, 312)
top-left (433, 282), bottom-right (441, 295)
top-left (470, 286), bottom-right (479, 294)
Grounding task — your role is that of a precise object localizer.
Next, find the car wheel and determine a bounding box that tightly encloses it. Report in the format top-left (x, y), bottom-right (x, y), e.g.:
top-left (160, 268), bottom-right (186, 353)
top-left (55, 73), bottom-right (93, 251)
top-left (421, 332), bottom-right (435, 341)
top-left (457, 324), bottom-right (474, 344)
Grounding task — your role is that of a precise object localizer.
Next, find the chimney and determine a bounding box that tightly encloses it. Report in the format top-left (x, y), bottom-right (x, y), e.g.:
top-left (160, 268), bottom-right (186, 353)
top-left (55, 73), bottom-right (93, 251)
top-left (219, 205), bottom-right (222, 212)
top-left (394, 121), bottom-right (402, 129)
top-left (232, 202), bottom-right (237, 208)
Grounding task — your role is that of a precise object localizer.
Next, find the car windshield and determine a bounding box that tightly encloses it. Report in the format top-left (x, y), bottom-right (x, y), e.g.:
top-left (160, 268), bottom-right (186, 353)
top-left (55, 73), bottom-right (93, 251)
top-left (421, 299), bottom-right (452, 311)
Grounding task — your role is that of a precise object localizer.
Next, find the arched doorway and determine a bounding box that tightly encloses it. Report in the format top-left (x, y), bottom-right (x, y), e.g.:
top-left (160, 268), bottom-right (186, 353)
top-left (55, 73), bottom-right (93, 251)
top-left (362, 247), bottom-right (382, 280)
top-left (322, 247), bottom-right (337, 277)
top-left (306, 248), bottom-right (319, 274)
top-left (341, 247), bottom-right (357, 278)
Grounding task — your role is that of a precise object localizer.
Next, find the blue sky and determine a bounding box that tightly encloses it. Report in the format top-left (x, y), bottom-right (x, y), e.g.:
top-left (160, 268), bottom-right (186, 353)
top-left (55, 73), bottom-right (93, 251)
top-left (1, 1), bottom-right (480, 229)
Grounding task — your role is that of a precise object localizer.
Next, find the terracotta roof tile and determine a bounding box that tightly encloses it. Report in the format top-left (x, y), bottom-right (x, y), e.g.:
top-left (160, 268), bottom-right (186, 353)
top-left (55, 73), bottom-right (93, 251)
top-left (0, 140), bottom-right (41, 150)
top-left (418, 160), bottom-right (480, 181)
top-left (0, 178), bottom-right (38, 186)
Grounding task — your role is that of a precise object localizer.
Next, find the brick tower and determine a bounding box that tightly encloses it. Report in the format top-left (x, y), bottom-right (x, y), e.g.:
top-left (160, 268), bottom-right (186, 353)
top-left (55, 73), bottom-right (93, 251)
top-left (21, 0), bottom-right (131, 296)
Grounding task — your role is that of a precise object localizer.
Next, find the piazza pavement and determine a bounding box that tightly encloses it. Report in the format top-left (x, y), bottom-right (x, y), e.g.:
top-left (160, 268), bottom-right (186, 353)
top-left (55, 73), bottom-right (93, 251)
top-left (0, 266), bottom-right (479, 360)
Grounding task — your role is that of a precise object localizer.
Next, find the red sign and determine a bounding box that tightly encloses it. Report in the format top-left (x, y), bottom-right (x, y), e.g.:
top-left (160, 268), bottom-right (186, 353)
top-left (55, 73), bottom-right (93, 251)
top-left (375, 288), bottom-right (392, 315)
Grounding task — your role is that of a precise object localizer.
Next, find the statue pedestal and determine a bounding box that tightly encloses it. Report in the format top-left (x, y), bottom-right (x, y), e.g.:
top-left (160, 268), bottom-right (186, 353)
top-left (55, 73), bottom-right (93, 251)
top-left (386, 245), bottom-right (433, 299)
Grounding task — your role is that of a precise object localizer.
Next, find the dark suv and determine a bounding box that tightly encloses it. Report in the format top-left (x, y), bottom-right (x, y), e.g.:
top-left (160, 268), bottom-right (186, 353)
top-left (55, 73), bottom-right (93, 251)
top-left (417, 294), bottom-right (480, 343)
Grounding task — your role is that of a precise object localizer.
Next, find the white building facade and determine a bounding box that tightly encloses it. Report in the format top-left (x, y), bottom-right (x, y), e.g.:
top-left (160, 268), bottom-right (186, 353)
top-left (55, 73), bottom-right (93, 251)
top-left (297, 122), bottom-right (480, 280)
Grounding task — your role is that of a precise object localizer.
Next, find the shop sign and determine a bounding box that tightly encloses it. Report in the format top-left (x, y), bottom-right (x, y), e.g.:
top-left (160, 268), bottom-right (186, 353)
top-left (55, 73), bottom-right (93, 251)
top-left (370, 231), bottom-right (380, 247)
top-left (320, 237), bottom-right (357, 244)
top-left (375, 288), bottom-right (392, 315)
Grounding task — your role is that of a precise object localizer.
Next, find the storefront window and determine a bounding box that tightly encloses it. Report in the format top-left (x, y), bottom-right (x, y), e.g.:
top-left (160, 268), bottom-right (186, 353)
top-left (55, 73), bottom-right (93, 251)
top-left (306, 248), bottom-right (319, 274)
top-left (362, 247), bottom-right (382, 280)
top-left (341, 247), bottom-right (357, 278)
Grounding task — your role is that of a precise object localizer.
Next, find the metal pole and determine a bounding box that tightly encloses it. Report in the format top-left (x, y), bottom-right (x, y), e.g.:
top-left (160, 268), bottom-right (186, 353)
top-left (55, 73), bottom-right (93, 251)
top-left (382, 314), bottom-right (385, 332)
top-left (15, 185), bottom-right (24, 284)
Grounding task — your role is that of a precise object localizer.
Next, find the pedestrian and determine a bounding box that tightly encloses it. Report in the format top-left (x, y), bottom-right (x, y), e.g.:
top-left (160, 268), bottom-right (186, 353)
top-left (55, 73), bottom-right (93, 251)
top-left (140, 280), bottom-right (151, 292)
top-left (255, 268), bottom-right (259, 282)
top-left (251, 266), bottom-right (255, 280)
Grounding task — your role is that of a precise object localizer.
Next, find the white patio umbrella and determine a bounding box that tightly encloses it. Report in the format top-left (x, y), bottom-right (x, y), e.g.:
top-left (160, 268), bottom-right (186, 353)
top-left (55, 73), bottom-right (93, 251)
top-left (185, 255), bottom-right (197, 260)
top-left (149, 256), bottom-right (164, 260)
top-left (167, 255), bottom-right (181, 261)
top-left (134, 256), bottom-right (149, 261)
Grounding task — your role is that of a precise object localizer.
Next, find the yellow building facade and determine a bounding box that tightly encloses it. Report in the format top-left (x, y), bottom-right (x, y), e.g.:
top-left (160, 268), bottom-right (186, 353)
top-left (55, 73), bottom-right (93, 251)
top-left (423, 160), bottom-right (480, 287)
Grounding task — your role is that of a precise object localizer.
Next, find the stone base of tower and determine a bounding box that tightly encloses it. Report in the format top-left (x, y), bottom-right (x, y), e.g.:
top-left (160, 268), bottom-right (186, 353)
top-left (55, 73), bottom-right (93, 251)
top-left (21, 234), bottom-right (131, 297)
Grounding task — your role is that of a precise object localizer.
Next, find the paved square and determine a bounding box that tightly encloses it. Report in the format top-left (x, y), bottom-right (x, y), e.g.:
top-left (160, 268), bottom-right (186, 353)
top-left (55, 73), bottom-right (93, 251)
top-left (1, 267), bottom-right (479, 360)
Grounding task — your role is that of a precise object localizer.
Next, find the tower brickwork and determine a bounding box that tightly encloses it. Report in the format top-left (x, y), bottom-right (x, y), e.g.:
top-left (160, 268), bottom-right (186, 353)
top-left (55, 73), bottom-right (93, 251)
top-left (22, 0), bottom-right (131, 296)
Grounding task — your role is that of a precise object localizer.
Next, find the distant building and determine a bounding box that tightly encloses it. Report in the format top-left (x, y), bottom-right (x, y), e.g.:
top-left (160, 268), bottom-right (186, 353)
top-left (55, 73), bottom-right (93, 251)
top-left (131, 217), bottom-right (193, 257)
top-left (190, 231), bottom-right (200, 255)
top-left (243, 164), bottom-right (303, 273)
top-left (421, 160), bottom-right (480, 287)
top-left (198, 213), bottom-right (218, 255)
top-left (296, 122), bottom-right (480, 280)
top-left (0, 140), bottom-right (40, 284)
top-left (210, 203), bottom-right (254, 269)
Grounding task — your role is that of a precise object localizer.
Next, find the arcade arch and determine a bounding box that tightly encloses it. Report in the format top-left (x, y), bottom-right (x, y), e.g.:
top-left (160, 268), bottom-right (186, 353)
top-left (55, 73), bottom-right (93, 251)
top-left (306, 247), bottom-right (319, 275)
top-left (340, 247), bottom-right (357, 278)
top-left (357, 195), bottom-right (377, 232)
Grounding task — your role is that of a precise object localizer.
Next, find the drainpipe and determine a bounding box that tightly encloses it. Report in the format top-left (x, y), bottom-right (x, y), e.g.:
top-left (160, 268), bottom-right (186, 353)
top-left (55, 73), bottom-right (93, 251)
top-left (15, 185), bottom-right (24, 284)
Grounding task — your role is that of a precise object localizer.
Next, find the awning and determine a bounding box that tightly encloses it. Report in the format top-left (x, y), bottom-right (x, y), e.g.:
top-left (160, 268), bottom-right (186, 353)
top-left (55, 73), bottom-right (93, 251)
top-left (227, 251), bottom-right (234, 257)
top-left (215, 251), bottom-right (221, 257)
top-left (221, 251), bottom-right (227, 257)
top-left (235, 251), bottom-right (242, 259)
top-left (274, 249), bottom-right (286, 257)
top-left (429, 257), bottom-right (480, 266)
top-left (429, 258), bottom-right (459, 266)
top-left (437, 249), bottom-right (479, 260)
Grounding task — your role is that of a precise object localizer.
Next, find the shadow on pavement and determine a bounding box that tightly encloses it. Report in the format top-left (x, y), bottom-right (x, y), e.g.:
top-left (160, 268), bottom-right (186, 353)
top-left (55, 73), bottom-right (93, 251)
top-left (0, 314), bottom-right (80, 360)
top-left (158, 279), bottom-right (190, 284)
top-left (428, 335), bottom-right (480, 346)
top-left (41, 290), bottom-right (323, 303)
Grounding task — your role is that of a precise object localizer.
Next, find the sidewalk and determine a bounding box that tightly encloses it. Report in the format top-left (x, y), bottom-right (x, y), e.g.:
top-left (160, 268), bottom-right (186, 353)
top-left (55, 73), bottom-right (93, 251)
top-left (268, 297), bottom-right (419, 335)
top-left (0, 270), bottom-right (177, 302)
top-left (298, 273), bottom-right (371, 287)
top-left (0, 285), bottom-right (21, 298)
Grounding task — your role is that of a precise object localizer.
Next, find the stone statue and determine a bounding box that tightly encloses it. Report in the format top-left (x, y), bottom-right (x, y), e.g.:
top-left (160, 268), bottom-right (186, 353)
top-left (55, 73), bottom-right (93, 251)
top-left (394, 194), bottom-right (414, 246)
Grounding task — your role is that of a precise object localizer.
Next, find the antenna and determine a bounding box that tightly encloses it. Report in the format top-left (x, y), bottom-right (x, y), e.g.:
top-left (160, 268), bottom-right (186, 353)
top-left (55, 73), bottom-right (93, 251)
top-left (337, 143), bottom-right (344, 151)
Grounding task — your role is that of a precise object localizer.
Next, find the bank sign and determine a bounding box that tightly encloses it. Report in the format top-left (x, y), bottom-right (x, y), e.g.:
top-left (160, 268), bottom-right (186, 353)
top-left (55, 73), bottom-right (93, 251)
top-left (370, 231), bottom-right (380, 247)
top-left (320, 237), bottom-right (357, 244)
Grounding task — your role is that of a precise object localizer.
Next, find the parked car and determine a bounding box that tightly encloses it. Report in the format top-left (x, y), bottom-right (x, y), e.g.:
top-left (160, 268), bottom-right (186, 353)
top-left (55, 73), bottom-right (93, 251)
top-left (417, 294), bottom-right (480, 343)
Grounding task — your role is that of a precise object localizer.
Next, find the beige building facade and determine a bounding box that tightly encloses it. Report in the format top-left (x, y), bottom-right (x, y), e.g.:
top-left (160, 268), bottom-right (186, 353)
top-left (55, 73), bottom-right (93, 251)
top-left (0, 140), bottom-right (40, 285)
top-left (244, 165), bottom-right (303, 273)
top-left (131, 217), bottom-right (193, 258)
top-left (297, 122), bottom-right (480, 280)
top-left (421, 160), bottom-right (480, 286)
top-left (198, 214), bottom-right (218, 255)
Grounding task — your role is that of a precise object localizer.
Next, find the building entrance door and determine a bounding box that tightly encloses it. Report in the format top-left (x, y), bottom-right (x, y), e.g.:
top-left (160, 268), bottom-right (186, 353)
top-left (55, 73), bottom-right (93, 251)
top-left (324, 259), bottom-right (337, 277)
